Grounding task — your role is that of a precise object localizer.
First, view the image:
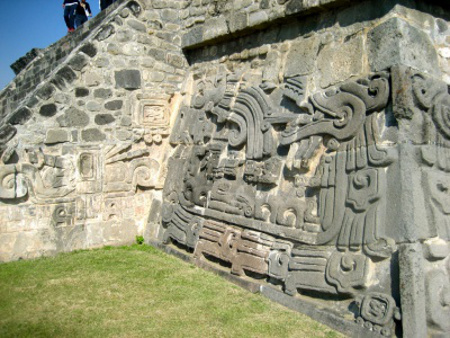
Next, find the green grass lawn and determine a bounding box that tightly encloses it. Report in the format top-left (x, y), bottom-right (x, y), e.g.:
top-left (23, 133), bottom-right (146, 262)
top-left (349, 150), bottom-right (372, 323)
top-left (0, 245), bottom-right (341, 337)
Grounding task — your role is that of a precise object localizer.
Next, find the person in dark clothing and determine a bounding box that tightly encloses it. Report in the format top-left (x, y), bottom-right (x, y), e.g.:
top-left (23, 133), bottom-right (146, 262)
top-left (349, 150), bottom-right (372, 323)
top-left (63, 0), bottom-right (79, 32)
top-left (74, 0), bottom-right (92, 28)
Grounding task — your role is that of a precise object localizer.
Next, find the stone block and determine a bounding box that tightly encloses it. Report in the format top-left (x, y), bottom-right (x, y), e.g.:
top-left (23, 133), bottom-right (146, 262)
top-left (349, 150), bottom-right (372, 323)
top-left (45, 129), bottom-right (70, 144)
top-left (0, 125), bottom-right (17, 144)
top-left (167, 54), bottom-right (185, 68)
top-left (127, 19), bottom-right (146, 32)
top-left (249, 10), bottom-right (268, 26)
top-left (148, 71), bottom-right (165, 82)
top-left (284, 36), bottom-right (319, 77)
top-left (229, 11), bottom-right (248, 33)
top-left (115, 70), bottom-right (142, 90)
top-left (86, 101), bottom-right (101, 112)
top-left (93, 88), bottom-right (112, 99)
top-left (107, 43), bottom-right (121, 55)
top-left (36, 84), bottom-right (55, 100)
top-left (120, 116), bottom-right (132, 126)
top-left (181, 26), bottom-right (203, 48)
top-left (57, 107), bottom-right (89, 127)
top-left (68, 54), bottom-right (88, 71)
top-left (75, 87), bottom-right (90, 97)
top-left (52, 66), bottom-right (77, 89)
top-left (96, 24), bottom-right (115, 41)
top-left (368, 17), bottom-right (440, 76)
top-left (84, 72), bottom-right (102, 87)
top-left (81, 128), bottom-right (106, 142)
top-left (203, 17), bottom-right (228, 41)
top-left (8, 107), bottom-right (32, 125)
top-left (39, 103), bottom-right (58, 117)
top-left (104, 100), bottom-right (123, 110)
top-left (95, 56), bottom-right (110, 68)
top-left (317, 34), bottom-right (364, 88)
top-left (116, 29), bottom-right (135, 43)
top-left (161, 9), bottom-right (179, 22)
top-left (80, 43), bottom-right (97, 57)
top-left (95, 114), bottom-right (115, 125)
top-left (398, 243), bottom-right (427, 338)
top-left (147, 48), bottom-right (166, 62)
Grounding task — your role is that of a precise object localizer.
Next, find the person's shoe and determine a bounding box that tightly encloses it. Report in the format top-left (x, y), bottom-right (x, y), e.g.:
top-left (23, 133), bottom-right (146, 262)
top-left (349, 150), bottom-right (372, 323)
top-left (68, 28), bottom-right (75, 33)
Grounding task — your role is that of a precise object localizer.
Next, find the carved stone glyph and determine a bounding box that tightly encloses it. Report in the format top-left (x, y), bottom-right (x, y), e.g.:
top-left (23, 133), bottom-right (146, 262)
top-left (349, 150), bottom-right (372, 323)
top-left (160, 69), bottom-right (403, 335)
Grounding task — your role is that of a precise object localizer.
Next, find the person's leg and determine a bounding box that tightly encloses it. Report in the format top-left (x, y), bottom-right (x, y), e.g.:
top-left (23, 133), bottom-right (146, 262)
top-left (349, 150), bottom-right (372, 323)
top-left (75, 15), bottom-right (88, 28)
top-left (63, 6), bottom-right (72, 29)
top-left (66, 5), bottom-right (76, 30)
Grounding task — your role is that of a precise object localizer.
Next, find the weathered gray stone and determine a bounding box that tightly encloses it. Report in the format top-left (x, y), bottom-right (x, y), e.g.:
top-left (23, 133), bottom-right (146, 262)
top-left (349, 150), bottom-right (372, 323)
top-left (26, 96), bottom-right (39, 108)
top-left (147, 48), bottom-right (166, 61)
top-left (96, 24), bottom-right (115, 41)
top-left (317, 34), bottom-right (364, 88)
top-left (94, 88), bottom-right (112, 99)
top-left (95, 56), bottom-right (110, 68)
top-left (45, 129), bottom-right (70, 144)
top-left (285, 36), bottom-right (319, 77)
top-left (86, 101), bottom-right (102, 112)
top-left (104, 100), bottom-right (123, 110)
top-left (39, 104), bottom-right (58, 117)
top-left (116, 129), bottom-right (133, 141)
top-left (95, 114), bottom-right (115, 125)
top-left (182, 26), bottom-right (203, 48)
top-left (80, 43), bottom-right (97, 57)
top-left (229, 11), bottom-right (248, 33)
top-left (399, 243), bottom-right (427, 338)
top-left (36, 84), bottom-right (55, 100)
top-left (128, 19), bottom-right (146, 32)
top-left (368, 17), bottom-right (440, 76)
top-left (107, 43), bottom-right (121, 55)
top-left (203, 17), bottom-right (228, 41)
top-left (117, 29), bottom-right (135, 43)
top-left (68, 54), bottom-right (89, 71)
top-left (75, 87), bottom-right (90, 97)
top-left (115, 70), bottom-right (141, 90)
top-left (81, 128), bottom-right (106, 142)
top-left (249, 10), bottom-right (268, 26)
top-left (0, 125), bottom-right (16, 144)
top-left (57, 107), bottom-right (89, 127)
top-left (161, 9), bottom-right (179, 22)
top-left (52, 66), bottom-right (77, 89)
top-left (85, 72), bottom-right (102, 87)
top-left (10, 48), bottom-right (42, 75)
top-left (8, 107), bottom-right (32, 125)
top-left (120, 116), bottom-right (132, 126)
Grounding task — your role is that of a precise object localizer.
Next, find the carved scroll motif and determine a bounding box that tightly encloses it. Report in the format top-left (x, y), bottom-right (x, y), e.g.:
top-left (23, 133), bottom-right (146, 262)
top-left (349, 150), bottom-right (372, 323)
top-left (104, 143), bottom-right (161, 192)
top-left (161, 71), bottom-right (396, 321)
top-left (356, 293), bottom-right (401, 336)
top-left (0, 148), bottom-right (76, 202)
top-left (411, 72), bottom-right (450, 239)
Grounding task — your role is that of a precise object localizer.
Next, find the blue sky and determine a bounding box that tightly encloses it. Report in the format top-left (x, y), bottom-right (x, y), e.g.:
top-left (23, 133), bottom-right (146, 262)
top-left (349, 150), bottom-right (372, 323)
top-left (0, 0), bottom-right (101, 90)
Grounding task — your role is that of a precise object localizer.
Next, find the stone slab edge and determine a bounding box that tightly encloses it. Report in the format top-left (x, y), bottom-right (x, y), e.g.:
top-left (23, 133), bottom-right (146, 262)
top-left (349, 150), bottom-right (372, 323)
top-left (148, 241), bottom-right (384, 337)
top-left (181, 0), bottom-right (450, 50)
top-left (148, 240), bottom-right (261, 293)
top-left (181, 0), bottom-right (354, 50)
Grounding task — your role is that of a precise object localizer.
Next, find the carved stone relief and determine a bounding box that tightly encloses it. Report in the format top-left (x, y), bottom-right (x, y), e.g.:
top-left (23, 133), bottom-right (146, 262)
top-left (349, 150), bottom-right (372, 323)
top-left (104, 143), bottom-right (161, 193)
top-left (0, 147), bottom-right (76, 203)
top-left (160, 68), bottom-right (403, 335)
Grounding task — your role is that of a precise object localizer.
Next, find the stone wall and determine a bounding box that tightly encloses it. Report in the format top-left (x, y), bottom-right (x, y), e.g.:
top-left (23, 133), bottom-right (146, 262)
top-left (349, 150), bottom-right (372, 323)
top-left (0, 0), bottom-right (187, 260)
top-left (1, 0), bottom-right (449, 337)
top-left (154, 1), bottom-right (450, 337)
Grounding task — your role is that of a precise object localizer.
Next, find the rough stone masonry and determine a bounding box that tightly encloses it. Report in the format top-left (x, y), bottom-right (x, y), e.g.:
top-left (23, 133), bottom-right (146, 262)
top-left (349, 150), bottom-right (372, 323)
top-left (0, 0), bottom-right (449, 336)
